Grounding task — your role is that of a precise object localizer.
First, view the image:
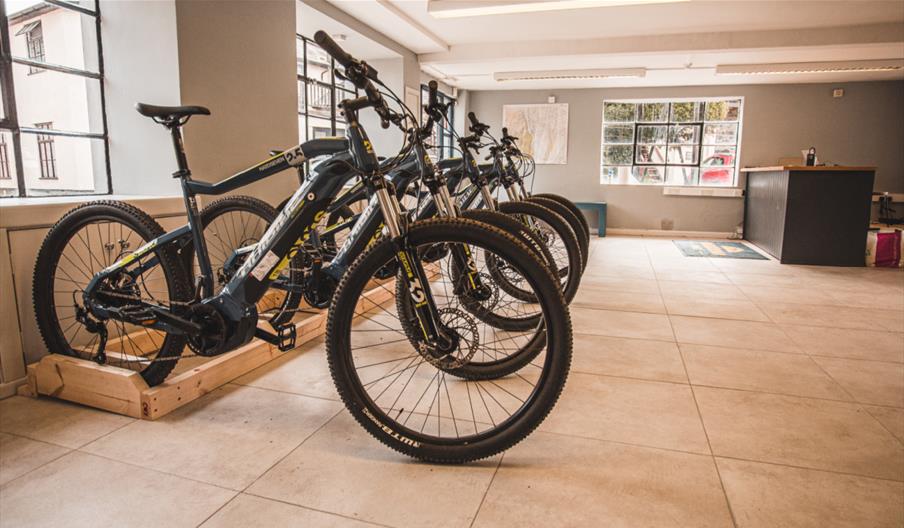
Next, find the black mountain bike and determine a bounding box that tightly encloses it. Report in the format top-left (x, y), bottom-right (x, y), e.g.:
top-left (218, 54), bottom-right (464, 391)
top-left (33, 31), bottom-right (572, 462)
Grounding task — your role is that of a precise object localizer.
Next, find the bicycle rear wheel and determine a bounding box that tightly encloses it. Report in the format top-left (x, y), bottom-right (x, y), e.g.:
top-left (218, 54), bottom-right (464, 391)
top-left (327, 217), bottom-right (572, 463)
top-left (531, 193), bottom-right (591, 244)
top-left (33, 201), bottom-right (191, 386)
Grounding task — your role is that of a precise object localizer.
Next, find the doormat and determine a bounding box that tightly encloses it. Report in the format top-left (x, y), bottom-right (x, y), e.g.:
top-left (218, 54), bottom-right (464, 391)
top-left (673, 240), bottom-right (768, 260)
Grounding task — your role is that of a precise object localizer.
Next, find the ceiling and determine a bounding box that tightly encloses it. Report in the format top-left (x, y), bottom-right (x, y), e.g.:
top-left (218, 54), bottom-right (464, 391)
top-left (297, 1), bottom-right (399, 61)
top-left (320, 0), bottom-right (904, 90)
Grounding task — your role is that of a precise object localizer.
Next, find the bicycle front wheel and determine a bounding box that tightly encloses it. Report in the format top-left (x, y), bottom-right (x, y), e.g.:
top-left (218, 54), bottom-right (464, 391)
top-left (326, 217), bottom-right (572, 463)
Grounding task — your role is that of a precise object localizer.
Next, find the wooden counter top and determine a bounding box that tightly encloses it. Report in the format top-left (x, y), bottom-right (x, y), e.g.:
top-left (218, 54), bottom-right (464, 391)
top-left (741, 166), bottom-right (876, 172)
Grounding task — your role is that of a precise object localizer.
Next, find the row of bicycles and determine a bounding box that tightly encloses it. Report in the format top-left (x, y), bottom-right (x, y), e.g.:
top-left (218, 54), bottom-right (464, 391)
top-left (32, 31), bottom-right (591, 463)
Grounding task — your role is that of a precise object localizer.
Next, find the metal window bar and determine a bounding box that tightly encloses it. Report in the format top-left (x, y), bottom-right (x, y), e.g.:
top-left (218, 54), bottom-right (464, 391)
top-left (0, 0), bottom-right (110, 198)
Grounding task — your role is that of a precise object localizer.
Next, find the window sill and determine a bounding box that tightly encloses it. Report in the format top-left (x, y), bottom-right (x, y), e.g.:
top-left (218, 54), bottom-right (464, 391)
top-left (0, 194), bottom-right (185, 230)
top-left (599, 183), bottom-right (743, 197)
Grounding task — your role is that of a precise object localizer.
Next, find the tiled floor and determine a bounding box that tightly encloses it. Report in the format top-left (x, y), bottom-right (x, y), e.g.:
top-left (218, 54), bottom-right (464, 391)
top-left (1, 236), bottom-right (902, 527)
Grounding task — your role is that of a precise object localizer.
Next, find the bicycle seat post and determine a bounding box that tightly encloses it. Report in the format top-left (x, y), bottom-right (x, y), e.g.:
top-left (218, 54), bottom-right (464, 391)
top-left (169, 122), bottom-right (192, 180)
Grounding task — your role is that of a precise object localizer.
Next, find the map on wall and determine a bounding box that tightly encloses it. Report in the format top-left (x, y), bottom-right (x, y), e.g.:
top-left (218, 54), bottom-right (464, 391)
top-left (502, 103), bottom-right (569, 164)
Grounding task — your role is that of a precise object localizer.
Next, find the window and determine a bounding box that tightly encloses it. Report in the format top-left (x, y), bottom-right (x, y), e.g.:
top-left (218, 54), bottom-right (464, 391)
top-left (0, 133), bottom-right (10, 179)
top-left (35, 122), bottom-right (56, 179)
top-left (20, 20), bottom-right (44, 74)
top-left (420, 84), bottom-right (456, 160)
top-left (1, 1), bottom-right (110, 198)
top-left (600, 98), bottom-right (743, 186)
top-left (296, 35), bottom-right (357, 143)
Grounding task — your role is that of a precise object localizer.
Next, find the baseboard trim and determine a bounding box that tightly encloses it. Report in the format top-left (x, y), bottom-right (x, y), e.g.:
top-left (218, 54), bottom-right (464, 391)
top-left (0, 377), bottom-right (26, 399)
top-left (607, 228), bottom-right (737, 239)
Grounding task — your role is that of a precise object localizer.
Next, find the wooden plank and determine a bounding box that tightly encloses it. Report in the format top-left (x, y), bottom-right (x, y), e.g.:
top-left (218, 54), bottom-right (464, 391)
top-left (24, 355), bottom-right (148, 418)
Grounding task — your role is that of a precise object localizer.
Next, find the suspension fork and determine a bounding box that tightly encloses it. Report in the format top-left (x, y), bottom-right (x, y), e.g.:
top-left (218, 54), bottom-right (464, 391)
top-left (428, 178), bottom-right (488, 297)
top-left (374, 186), bottom-right (449, 348)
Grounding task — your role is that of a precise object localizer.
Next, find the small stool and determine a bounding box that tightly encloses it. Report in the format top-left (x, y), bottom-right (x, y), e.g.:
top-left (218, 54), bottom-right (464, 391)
top-left (574, 202), bottom-right (607, 237)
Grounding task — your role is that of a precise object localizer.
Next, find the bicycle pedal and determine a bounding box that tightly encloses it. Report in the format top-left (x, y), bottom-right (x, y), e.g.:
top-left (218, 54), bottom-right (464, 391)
top-left (255, 324), bottom-right (296, 352)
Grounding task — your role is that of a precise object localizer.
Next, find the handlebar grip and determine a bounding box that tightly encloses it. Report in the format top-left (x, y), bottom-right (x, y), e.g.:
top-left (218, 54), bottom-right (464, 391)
top-left (468, 112), bottom-right (479, 127)
top-left (502, 127), bottom-right (508, 136)
top-left (428, 80), bottom-right (438, 108)
top-left (314, 31), bottom-right (355, 69)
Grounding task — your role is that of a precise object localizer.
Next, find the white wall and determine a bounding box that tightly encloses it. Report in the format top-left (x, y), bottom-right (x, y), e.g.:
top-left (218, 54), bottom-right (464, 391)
top-left (101, 0), bottom-right (183, 196)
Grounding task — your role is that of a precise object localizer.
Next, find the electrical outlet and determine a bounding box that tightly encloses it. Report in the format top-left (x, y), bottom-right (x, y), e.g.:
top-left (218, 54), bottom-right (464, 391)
top-left (833, 88), bottom-right (844, 98)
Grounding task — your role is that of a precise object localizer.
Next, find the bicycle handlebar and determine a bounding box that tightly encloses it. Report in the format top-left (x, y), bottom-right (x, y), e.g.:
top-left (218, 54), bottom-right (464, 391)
top-left (314, 30), bottom-right (390, 128)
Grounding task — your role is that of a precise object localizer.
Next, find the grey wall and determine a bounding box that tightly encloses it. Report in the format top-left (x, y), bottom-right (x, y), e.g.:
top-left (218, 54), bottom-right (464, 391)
top-left (175, 0), bottom-right (300, 207)
top-left (468, 81), bottom-right (904, 232)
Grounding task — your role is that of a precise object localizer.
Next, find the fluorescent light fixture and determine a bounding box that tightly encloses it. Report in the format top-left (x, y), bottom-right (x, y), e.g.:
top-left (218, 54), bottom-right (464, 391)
top-left (429, 0), bottom-right (689, 18)
top-left (716, 60), bottom-right (904, 76)
top-left (494, 68), bottom-right (646, 81)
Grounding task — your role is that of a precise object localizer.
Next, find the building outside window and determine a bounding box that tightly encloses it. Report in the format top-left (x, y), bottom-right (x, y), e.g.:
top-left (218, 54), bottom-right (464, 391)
top-left (420, 83), bottom-right (455, 160)
top-left (0, 133), bottom-right (10, 179)
top-left (600, 98), bottom-right (743, 187)
top-left (35, 121), bottom-right (56, 179)
top-left (1, 0), bottom-right (109, 198)
top-left (296, 34), bottom-right (357, 144)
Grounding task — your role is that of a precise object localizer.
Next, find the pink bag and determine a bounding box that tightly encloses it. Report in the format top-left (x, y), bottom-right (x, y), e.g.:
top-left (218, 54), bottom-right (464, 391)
top-left (875, 231), bottom-right (902, 267)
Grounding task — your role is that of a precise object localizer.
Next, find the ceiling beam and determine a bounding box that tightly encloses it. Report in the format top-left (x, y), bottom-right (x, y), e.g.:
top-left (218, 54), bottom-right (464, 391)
top-left (375, 0), bottom-right (450, 52)
top-left (418, 22), bottom-right (904, 65)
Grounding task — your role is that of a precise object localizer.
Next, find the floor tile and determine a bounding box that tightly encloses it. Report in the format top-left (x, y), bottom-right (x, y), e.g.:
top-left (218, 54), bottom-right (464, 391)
top-left (0, 395), bottom-right (133, 449)
top-left (0, 432), bottom-right (69, 486)
top-left (83, 384), bottom-right (341, 489)
top-left (761, 303), bottom-right (904, 332)
top-left (572, 334), bottom-right (687, 383)
top-left (573, 274), bottom-right (660, 294)
top-left (664, 296), bottom-right (770, 322)
top-left (695, 387), bottom-right (904, 480)
top-left (718, 457), bottom-right (904, 528)
top-left (202, 494), bottom-right (377, 527)
top-left (584, 262), bottom-right (655, 280)
top-left (540, 372), bottom-right (709, 454)
top-left (232, 337), bottom-right (340, 400)
top-left (811, 357), bottom-right (904, 408)
top-left (657, 280), bottom-right (747, 300)
top-left (865, 405), bottom-right (904, 443)
top-left (472, 433), bottom-right (733, 528)
top-left (0, 451), bottom-right (235, 528)
top-left (781, 325), bottom-right (904, 363)
top-left (670, 316), bottom-right (798, 353)
top-left (736, 284), bottom-right (838, 305)
top-left (654, 269), bottom-right (732, 284)
top-left (571, 307), bottom-right (674, 341)
top-left (681, 344), bottom-right (849, 400)
top-left (247, 412), bottom-right (499, 528)
top-left (572, 286), bottom-right (665, 313)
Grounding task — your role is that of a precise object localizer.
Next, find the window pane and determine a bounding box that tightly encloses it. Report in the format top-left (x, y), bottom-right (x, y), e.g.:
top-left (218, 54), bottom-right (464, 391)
top-left (306, 80), bottom-right (332, 119)
top-left (13, 64), bottom-right (104, 134)
top-left (669, 124), bottom-right (700, 145)
top-left (635, 145), bottom-right (665, 164)
top-left (9, 7), bottom-right (99, 73)
top-left (21, 132), bottom-right (107, 196)
top-left (603, 102), bottom-right (635, 122)
top-left (305, 42), bottom-right (331, 83)
top-left (705, 99), bottom-right (741, 121)
top-left (307, 116), bottom-right (333, 139)
top-left (631, 166), bottom-right (665, 184)
top-left (603, 125), bottom-right (633, 144)
top-left (600, 165), bottom-right (631, 184)
top-left (295, 39), bottom-right (305, 76)
top-left (637, 102), bottom-right (668, 123)
top-left (666, 166), bottom-right (699, 185)
top-left (667, 145), bottom-right (698, 165)
top-left (603, 145), bottom-right (633, 165)
top-left (700, 167), bottom-right (735, 186)
top-left (701, 146), bottom-right (736, 167)
top-left (703, 123), bottom-right (738, 145)
top-left (0, 130), bottom-right (19, 196)
top-left (670, 102), bottom-right (703, 122)
top-left (637, 125), bottom-right (667, 144)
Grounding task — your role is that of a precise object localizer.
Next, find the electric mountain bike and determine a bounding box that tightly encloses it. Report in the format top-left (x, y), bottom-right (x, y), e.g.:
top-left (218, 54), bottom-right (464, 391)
top-left (33, 31), bottom-right (572, 462)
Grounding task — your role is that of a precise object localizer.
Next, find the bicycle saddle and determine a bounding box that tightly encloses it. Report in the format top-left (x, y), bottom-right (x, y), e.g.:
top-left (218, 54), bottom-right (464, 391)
top-left (135, 103), bottom-right (211, 121)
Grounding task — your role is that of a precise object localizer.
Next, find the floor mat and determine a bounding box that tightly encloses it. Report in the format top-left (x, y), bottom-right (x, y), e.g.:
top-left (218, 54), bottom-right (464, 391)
top-left (673, 240), bottom-right (768, 260)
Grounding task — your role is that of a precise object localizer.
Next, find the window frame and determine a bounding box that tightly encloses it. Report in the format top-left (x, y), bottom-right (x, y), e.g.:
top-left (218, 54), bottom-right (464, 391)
top-left (420, 83), bottom-right (456, 160)
top-left (1, 0), bottom-right (111, 198)
top-left (600, 97), bottom-right (744, 187)
top-left (296, 34), bottom-right (358, 142)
